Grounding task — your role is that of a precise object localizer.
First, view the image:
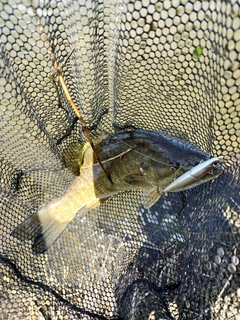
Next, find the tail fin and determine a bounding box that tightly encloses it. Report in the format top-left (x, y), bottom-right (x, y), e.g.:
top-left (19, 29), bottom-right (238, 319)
top-left (11, 201), bottom-right (72, 254)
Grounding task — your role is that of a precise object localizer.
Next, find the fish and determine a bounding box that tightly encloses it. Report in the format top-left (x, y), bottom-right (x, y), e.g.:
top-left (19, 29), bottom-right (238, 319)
top-left (11, 129), bottom-right (222, 253)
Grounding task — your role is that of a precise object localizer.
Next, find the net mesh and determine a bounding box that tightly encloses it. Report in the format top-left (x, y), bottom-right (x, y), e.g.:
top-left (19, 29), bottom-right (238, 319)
top-left (0, 0), bottom-right (239, 319)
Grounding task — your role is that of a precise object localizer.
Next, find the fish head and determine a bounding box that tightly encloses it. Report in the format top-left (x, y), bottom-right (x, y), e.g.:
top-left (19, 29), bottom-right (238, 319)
top-left (139, 156), bottom-right (179, 189)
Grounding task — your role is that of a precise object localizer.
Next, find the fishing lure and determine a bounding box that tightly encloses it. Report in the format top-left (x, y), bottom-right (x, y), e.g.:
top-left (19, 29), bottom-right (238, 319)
top-left (163, 157), bottom-right (221, 193)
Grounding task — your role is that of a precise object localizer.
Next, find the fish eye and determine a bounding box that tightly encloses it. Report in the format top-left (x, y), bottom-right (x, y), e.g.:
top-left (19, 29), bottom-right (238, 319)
top-left (212, 161), bottom-right (219, 167)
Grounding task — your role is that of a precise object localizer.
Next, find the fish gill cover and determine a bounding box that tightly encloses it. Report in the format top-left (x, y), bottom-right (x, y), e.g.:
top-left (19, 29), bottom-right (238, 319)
top-left (0, 0), bottom-right (239, 319)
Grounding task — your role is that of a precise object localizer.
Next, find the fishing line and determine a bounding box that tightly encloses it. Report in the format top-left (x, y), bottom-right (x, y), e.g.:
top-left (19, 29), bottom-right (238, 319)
top-left (99, 127), bottom-right (227, 166)
top-left (78, 127), bottom-right (224, 172)
top-left (96, 127), bottom-right (200, 166)
top-left (79, 128), bottom-right (175, 170)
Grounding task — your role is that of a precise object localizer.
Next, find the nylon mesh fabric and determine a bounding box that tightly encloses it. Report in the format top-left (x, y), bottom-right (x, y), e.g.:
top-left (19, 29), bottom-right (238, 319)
top-left (0, 0), bottom-right (239, 319)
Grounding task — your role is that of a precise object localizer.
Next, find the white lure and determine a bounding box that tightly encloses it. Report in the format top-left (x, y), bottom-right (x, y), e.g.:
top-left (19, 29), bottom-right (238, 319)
top-left (163, 157), bottom-right (221, 193)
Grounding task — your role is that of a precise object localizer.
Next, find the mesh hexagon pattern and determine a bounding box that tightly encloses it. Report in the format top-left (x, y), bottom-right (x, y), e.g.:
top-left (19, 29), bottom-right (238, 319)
top-left (0, 0), bottom-right (239, 319)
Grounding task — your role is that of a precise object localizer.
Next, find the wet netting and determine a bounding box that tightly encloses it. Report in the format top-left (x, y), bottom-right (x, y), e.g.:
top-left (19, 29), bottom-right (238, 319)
top-left (0, 0), bottom-right (239, 319)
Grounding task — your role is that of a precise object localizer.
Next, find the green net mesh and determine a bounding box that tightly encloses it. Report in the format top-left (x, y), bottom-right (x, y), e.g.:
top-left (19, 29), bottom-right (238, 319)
top-left (0, 0), bottom-right (239, 319)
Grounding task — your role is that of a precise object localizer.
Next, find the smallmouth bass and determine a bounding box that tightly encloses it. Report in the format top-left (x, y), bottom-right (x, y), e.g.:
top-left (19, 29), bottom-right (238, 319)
top-left (11, 129), bottom-right (222, 253)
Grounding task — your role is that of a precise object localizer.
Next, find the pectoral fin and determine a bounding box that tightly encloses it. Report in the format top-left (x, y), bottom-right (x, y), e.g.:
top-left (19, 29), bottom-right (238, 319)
top-left (141, 188), bottom-right (162, 209)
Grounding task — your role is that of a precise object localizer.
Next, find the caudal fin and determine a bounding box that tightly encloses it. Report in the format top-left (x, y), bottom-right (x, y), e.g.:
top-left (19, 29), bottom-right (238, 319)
top-left (11, 202), bottom-right (72, 254)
